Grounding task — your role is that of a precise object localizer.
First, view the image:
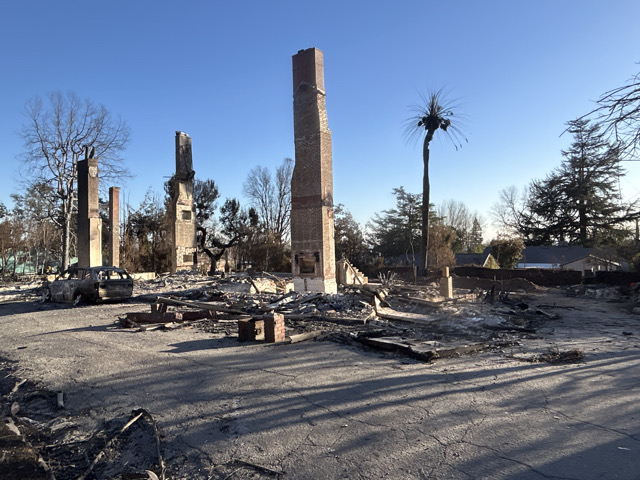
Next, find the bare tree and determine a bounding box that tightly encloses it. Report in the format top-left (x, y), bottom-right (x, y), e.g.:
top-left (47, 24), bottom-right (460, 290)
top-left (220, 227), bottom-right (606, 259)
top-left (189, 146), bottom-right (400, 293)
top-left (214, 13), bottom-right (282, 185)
top-left (405, 90), bottom-right (467, 274)
top-left (437, 200), bottom-right (470, 232)
top-left (20, 92), bottom-right (130, 270)
top-left (491, 186), bottom-right (530, 236)
top-left (243, 158), bottom-right (293, 243)
top-left (583, 66), bottom-right (640, 160)
top-left (274, 158), bottom-right (293, 243)
top-left (437, 199), bottom-right (486, 253)
top-left (10, 183), bottom-right (59, 273)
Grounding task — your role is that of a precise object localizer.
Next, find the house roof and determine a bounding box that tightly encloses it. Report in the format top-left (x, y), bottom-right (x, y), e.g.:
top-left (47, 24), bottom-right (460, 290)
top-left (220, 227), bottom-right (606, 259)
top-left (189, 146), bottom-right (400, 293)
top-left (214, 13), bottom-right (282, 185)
top-left (519, 246), bottom-right (594, 265)
top-left (455, 253), bottom-right (492, 267)
top-left (563, 254), bottom-right (622, 268)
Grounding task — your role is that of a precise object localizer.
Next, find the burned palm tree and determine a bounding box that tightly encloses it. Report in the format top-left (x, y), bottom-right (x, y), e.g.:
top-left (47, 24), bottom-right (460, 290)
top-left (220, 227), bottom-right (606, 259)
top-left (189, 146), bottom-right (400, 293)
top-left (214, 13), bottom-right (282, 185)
top-left (405, 90), bottom-right (467, 274)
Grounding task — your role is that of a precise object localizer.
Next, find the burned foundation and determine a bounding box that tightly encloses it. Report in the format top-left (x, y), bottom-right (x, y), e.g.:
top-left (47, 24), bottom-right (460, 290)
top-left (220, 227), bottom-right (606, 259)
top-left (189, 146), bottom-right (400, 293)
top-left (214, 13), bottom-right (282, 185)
top-left (290, 47), bottom-right (337, 294)
top-left (170, 131), bottom-right (197, 273)
top-left (77, 152), bottom-right (102, 268)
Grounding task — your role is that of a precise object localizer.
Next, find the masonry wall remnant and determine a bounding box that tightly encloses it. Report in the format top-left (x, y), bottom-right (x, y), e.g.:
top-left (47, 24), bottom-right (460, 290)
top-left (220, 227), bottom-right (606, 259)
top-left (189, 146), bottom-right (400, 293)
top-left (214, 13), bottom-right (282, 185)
top-left (238, 318), bottom-right (265, 342)
top-left (290, 47), bottom-right (337, 294)
top-left (336, 258), bottom-right (368, 286)
top-left (108, 186), bottom-right (120, 267)
top-left (264, 313), bottom-right (286, 343)
top-left (170, 131), bottom-right (197, 273)
top-left (439, 267), bottom-right (453, 299)
top-left (77, 152), bottom-right (102, 268)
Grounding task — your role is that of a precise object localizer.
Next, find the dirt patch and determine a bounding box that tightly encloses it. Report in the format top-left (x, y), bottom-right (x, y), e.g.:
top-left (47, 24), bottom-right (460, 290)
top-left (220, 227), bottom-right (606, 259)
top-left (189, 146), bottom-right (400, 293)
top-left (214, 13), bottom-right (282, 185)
top-left (512, 347), bottom-right (586, 364)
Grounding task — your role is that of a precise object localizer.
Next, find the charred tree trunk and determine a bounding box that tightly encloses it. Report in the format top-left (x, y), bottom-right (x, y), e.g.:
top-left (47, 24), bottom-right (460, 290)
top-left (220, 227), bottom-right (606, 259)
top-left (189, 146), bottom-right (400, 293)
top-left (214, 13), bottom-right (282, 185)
top-left (197, 225), bottom-right (239, 276)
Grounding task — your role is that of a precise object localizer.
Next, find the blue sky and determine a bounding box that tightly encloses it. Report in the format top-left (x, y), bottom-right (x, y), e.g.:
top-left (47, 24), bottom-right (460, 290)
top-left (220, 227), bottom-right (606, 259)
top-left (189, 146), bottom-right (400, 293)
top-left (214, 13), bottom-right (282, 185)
top-left (1, 0), bottom-right (639, 241)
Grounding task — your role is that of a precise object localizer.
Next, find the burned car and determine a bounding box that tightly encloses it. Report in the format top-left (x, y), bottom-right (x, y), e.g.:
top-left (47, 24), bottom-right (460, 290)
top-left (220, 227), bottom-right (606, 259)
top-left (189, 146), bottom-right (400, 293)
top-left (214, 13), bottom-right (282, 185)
top-left (47, 266), bottom-right (134, 304)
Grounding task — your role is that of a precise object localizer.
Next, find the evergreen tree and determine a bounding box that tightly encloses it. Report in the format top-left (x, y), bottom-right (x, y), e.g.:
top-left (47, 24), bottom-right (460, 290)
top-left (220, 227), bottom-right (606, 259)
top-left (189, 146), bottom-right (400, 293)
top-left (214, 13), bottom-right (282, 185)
top-left (334, 205), bottom-right (367, 268)
top-left (428, 222), bottom-right (457, 269)
top-left (522, 119), bottom-right (632, 246)
top-left (122, 190), bottom-right (171, 273)
top-left (368, 187), bottom-right (422, 261)
top-left (436, 200), bottom-right (484, 253)
top-left (490, 235), bottom-right (525, 269)
top-left (468, 217), bottom-right (484, 253)
top-left (369, 187), bottom-right (450, 268)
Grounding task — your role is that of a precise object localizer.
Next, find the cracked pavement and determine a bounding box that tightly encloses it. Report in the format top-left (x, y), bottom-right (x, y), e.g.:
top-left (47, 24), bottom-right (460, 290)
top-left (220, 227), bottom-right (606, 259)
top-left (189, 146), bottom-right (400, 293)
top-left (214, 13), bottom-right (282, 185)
top-left (1, 288), bottom-right (639, 479)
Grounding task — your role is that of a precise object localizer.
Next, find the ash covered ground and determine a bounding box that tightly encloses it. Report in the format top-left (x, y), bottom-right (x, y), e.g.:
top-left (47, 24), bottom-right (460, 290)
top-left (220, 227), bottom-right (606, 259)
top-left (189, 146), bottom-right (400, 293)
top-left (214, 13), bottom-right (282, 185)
top-left (1, 272), bottom-right (639, 479)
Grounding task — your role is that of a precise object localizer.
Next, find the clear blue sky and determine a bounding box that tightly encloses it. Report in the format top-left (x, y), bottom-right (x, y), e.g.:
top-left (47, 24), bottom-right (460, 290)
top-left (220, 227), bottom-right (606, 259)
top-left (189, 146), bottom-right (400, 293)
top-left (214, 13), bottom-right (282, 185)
top-left (2, 0), bottom-right (639, 241)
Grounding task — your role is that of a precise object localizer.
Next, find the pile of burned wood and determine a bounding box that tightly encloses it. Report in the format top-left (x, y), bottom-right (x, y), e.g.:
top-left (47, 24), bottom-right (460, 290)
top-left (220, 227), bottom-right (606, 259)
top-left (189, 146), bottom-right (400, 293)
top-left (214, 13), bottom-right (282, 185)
top-left (120, 278), bottom-right (563, 363)
top-left (120, 286), bottom-right (377, 334)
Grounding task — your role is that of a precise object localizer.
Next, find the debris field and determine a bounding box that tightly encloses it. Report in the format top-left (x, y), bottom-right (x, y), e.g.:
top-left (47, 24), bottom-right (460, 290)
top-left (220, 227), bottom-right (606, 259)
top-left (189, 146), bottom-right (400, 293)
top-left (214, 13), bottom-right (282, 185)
top-left (1, 272), bottom-right (639, 479)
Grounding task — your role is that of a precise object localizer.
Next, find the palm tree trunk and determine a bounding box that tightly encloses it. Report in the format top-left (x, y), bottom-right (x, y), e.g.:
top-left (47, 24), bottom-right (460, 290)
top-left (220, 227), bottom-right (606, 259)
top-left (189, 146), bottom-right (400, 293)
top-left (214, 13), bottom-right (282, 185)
top-left (421, 138), bottom-right (430, 275)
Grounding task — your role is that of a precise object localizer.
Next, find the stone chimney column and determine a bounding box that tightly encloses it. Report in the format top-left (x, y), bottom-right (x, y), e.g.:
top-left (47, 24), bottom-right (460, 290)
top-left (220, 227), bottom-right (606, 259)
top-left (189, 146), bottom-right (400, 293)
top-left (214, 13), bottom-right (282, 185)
top-left (290, 47), bottom-right (337, 294)
top-left (170, 131), bottom-right (197, 273)
top-left (77, 157), bottom-right (102, 268)
top-left (108, 186), bottom-right (120, 267)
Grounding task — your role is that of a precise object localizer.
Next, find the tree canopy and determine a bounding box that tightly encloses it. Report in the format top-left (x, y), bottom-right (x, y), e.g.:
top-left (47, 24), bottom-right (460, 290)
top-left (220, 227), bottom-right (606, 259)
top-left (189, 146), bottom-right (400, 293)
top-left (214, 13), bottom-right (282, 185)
top-left (191, 178), bottom-right (256, 275)
top-left (242, 159), bottom-right (293, 271)
top-left (20, 92), bottom-right (130, 270)
top-left (494, 119), bottom-right (634, 247)
top-left (490, 236), bottom-right (525, 269)
top-left (368, 187), bottom-right (422, 262)
top-left (522, 119), bottom-right (631, 246)
top-left (334, 204), bottom-right (367, 268)
top-left (436, 199), bottom-right (484, 253)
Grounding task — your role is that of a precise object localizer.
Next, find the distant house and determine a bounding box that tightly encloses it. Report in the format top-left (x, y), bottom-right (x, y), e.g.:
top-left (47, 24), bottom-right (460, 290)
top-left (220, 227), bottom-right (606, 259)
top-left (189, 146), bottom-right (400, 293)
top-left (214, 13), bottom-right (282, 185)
top-left (455, 252), bottom-right (498, 268)
top-left (562, 254), bottom-right (623, 273)
top-left (518, 246), bottom-right (624, 273)
top-left (0, 249), bottom-right (61, 276)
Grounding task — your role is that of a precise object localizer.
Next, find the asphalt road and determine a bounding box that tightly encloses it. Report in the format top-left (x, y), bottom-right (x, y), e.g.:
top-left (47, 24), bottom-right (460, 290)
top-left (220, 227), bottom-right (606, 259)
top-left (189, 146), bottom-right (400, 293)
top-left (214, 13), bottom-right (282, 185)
top-left (1, 289), bottom-right (639, 479)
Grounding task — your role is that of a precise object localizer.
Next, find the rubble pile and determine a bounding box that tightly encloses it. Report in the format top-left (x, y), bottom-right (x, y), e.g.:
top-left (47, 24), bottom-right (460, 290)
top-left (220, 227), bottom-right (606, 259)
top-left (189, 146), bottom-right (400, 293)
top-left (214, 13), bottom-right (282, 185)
top-left (0, 359), bottom-right (164, 480)
top-left (5, 272), bottom-right (623, 478)
top-left (0, 271), bottom-right (566, 361)
top-left (121, 273), bottom-right (562, 364)
top-left (566, 284), bottom-right (627, 300)
top-left (0, 279), bottom-right (47, 303)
